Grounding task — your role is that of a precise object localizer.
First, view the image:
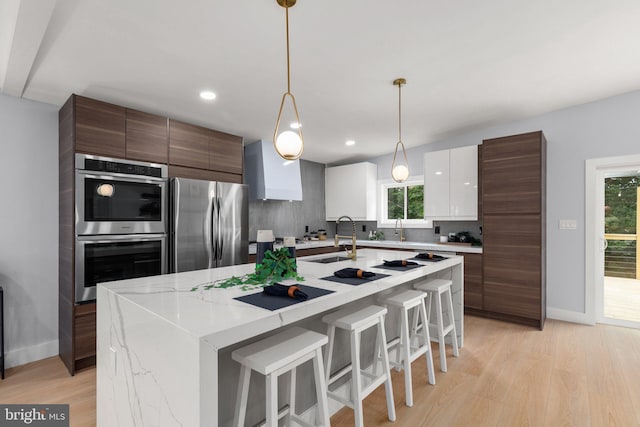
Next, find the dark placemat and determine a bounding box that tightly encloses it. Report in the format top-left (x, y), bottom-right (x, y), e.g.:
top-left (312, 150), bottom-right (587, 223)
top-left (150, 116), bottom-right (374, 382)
top-left (320, 273), bottom-right (390, 286)
top-left (371, 262), bottom-right (423, 271)
top-left (235, 284), bottom-right (334, 311)
top-left (410, 255), bottom-right (448, 262)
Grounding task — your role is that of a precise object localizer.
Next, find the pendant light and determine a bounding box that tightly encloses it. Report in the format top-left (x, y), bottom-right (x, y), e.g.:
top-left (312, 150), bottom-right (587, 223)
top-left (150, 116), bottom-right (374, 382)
top-left (273, 0), bottom-right (304, 160)
top-left (391, 78), bottom-right (410, 182)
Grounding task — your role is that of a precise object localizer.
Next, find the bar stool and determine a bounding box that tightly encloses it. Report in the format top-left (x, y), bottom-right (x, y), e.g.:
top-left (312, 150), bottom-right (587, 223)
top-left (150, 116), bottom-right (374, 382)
top-left (232, 326), bottom-right (330, 427)
top-left (380, 289), bottom-right (436, 407)
top-left (415, 278), bottom-right (459, 372)
top-left (322, 305), bottom-right (396, 427)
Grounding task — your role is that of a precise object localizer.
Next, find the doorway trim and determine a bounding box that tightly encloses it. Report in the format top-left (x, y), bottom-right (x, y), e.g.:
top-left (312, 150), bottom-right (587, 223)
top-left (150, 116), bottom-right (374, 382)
top-left (585, 153), bottom-right (640, 325)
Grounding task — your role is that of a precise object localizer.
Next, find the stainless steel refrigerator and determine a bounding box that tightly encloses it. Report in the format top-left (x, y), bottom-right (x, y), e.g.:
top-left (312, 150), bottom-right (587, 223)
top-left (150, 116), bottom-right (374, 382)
top-left (170, 178), bottom-right (248, 272)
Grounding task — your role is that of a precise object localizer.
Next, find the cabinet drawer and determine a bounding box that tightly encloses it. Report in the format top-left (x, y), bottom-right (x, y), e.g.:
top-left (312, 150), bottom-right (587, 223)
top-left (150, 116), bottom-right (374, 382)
top-left (74, 311), bottom-right (96, 360)
top-left (483, 281), bottom-right (541, 320)
top-left (461, 253), bottom-right (483, 310)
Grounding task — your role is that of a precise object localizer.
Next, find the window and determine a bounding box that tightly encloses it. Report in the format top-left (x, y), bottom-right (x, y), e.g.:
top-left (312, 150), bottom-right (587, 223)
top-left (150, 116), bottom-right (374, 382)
top-left (378, 176), bottom-right (433, 228)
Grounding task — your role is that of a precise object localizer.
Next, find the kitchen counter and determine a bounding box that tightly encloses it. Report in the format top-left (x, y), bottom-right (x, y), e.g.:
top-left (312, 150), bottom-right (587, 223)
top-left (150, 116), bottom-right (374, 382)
top-left (249, 239), bottom-right (482, 254)
top-left (97, 248), bottom-right (464, 426)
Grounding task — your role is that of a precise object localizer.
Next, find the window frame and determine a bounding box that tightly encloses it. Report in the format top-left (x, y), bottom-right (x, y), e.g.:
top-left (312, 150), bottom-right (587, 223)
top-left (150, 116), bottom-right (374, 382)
top-left (377, 176), bottom-right (433, 229)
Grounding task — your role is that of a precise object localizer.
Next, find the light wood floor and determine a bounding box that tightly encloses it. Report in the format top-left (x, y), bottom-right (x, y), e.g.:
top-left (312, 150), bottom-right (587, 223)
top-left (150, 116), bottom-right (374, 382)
top-left (1, 315), bottom-right (639, 426)
top-left (605, 276), bottom-right (640, 323)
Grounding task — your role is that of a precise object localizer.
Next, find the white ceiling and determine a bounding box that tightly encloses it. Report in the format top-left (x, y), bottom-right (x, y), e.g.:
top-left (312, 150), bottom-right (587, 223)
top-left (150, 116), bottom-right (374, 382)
top-left (2, 0), bottom-right (640, 164)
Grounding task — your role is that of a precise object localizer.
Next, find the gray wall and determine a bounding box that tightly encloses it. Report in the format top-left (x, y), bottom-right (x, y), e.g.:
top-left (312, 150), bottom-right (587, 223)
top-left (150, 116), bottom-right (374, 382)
top-left (0, 93), bottom-right (59, 368)
top-left (368, 89), bottom-right (640, 317)
top-left (248, 160), bottom-right (332, 240)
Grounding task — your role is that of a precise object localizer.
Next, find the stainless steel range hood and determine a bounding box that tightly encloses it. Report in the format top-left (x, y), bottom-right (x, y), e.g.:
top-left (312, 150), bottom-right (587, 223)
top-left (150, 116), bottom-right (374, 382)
top-left (244, 140), bottom-right (303, 201)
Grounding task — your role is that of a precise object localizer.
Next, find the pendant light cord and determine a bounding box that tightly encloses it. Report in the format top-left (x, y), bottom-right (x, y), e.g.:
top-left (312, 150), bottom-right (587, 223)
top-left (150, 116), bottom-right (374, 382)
top-left (285, 6), bottom-right (291, 94)
top-left (398, 82), bottom-right (402, 142)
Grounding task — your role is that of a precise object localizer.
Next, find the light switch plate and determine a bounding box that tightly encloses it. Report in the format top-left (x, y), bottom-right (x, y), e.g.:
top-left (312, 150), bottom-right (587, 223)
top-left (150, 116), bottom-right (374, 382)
top-left (559, 219), bottom-right (577, 229)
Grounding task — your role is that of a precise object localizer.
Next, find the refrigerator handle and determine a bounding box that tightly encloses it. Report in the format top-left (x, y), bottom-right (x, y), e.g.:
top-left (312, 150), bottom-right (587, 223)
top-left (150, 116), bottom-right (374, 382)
top-left (211, 195), bottom-right (217, 262)
top-left (173, 179), bottom-right (180, 271)
top-left (217, 197), bottom-right (223, 260)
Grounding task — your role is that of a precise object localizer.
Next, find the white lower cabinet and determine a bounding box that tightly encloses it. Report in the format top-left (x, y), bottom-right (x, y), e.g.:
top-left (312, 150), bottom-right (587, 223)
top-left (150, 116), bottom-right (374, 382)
top-left (325, 162), bottom-right (377, 220)
top-left (424, 145), bottom-right (478, 220)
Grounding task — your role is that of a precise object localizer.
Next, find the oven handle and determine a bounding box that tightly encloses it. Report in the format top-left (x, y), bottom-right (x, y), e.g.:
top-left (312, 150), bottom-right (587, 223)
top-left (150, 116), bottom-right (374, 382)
top-left (76, 234), bottom-right (167, 243)
top-left (77, 170), bottom-right (167, 183)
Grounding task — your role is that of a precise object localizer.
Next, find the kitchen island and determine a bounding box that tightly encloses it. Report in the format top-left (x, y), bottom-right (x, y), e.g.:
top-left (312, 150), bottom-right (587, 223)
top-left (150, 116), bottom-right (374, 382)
top-left (96, 248), bottom-right (464, 426)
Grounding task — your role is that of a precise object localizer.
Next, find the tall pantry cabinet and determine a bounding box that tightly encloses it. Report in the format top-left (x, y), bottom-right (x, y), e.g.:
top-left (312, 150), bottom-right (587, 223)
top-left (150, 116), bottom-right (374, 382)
top-left (480, 131), bottom-right (546, 329)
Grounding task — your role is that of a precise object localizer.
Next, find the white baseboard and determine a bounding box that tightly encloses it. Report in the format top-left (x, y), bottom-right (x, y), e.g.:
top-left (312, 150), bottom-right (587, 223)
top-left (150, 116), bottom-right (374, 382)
top-left (547, 307), bottom-right (594, 325)
top-left (5, 339), bottom-right (59, 369)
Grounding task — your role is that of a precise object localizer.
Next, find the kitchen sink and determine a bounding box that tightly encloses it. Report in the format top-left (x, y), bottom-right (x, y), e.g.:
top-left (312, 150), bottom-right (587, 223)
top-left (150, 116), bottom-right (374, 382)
top-left (306, 255), bottom-right (352, 264)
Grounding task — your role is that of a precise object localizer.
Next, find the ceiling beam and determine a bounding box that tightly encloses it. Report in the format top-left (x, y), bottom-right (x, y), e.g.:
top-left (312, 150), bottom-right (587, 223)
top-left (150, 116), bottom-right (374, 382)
top-left (1, 0), bottom-right (56, 97)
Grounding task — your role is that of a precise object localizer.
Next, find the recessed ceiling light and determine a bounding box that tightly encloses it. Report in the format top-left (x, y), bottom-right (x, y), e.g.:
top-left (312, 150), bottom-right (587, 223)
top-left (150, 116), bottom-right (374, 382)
top-left (464, 182), bottom-right (471, 185)
top-left (199, 91), bottom-right (216, 101)
top-left (345, 140), bottom-right (356, 146)
top-left (290, 122), bottom-right (302, 129)
top-left (435, 171), bottom-right (443, 175)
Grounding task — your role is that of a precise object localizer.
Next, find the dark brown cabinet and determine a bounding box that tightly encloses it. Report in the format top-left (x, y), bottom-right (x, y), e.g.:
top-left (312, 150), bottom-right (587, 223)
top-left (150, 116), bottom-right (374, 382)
top-left (480, 131), bottom-right (546, 329)
top-left (461, 253), bottom-right (483, 311)
top-left (59, 94), bottom-right (243, 374)
top-left (75, 96), bottom-right (126, 157)
top-left (71, 95), bottom-right (170, 164)
top-left (169, 119), bottom-right (243, 180)
top-left (125, 109), bottom-right (169, 164)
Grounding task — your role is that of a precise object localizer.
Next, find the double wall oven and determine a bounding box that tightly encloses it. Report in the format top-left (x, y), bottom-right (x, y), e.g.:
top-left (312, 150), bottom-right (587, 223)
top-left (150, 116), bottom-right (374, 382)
top-left (75, 154), bottom-right (168, 303)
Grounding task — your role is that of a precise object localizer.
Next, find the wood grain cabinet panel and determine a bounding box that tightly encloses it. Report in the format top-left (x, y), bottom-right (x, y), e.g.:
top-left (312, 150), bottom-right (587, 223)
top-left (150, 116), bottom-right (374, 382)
top-left (169, 120), bottom-right (211, 170)
top-left (482, 132), bottom-right (543, 214)
top-left (480, 130), bottom-right (546, 329)
top-left (125, 109), bottom-right (168, 163)
top-left (210, 130), bottom-right (243, 174)
top-left (74, 96), bottom-right (126, 158)
top-left (168, 165), bottom-right (242, 184)
top-left (461, 253), bottom-right (483, 310)
top-left (169, 120), bottom-right (244, 178)
top-left (74, 304), bottom-right (96, 361)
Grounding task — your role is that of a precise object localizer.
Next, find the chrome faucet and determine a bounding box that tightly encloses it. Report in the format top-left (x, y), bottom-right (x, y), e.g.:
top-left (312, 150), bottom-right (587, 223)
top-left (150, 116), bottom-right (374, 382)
top-left (394, 218), bottom-right (406, 242)
top-left (335, 215), bottom-right (357, 260)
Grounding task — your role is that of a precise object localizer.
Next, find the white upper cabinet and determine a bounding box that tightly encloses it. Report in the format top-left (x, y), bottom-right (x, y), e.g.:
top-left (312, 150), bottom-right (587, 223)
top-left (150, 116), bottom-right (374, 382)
top-left (325, 162), bottom-right (377, 220)
top-left (423, 149), bottom-right (450, 218)
top-left (424, 145), bottom-right (478, 220)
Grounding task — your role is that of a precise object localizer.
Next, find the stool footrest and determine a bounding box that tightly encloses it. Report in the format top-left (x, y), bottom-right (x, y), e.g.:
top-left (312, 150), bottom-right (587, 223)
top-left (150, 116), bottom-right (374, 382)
top-left (327, 364), bottom-right (352, 386)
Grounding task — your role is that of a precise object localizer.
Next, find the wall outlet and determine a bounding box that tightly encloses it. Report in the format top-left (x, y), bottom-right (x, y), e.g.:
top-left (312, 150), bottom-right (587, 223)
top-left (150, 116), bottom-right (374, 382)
top-left (559, 219), bottom-right (577, 230)
top-left (362, 225), bottom-right (366, 232)
top-left (305, 225), bottom-right (309, 233)
top-left (434, 226), bottom-right (440, 234)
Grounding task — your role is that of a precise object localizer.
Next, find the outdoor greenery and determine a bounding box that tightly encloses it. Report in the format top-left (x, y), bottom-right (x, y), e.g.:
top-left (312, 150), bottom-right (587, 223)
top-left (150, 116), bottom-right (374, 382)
top-left (191, 247), bottom-right (303, 291)
top-left (604, 175), bottom-right (639, 278)
top-left (605, 176), bottom-right (638, 233)
top-left (387, 185), bottom-right (424, 220)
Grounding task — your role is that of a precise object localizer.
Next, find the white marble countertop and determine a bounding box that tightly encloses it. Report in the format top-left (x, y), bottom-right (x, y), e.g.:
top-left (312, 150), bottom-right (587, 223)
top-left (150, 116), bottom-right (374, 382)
top-left (248, 239), bottom-right (482, 255)
top-left (99, 248), bottom-right (464, 350)
top-left (97, 248), bottom-right (465, 427)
